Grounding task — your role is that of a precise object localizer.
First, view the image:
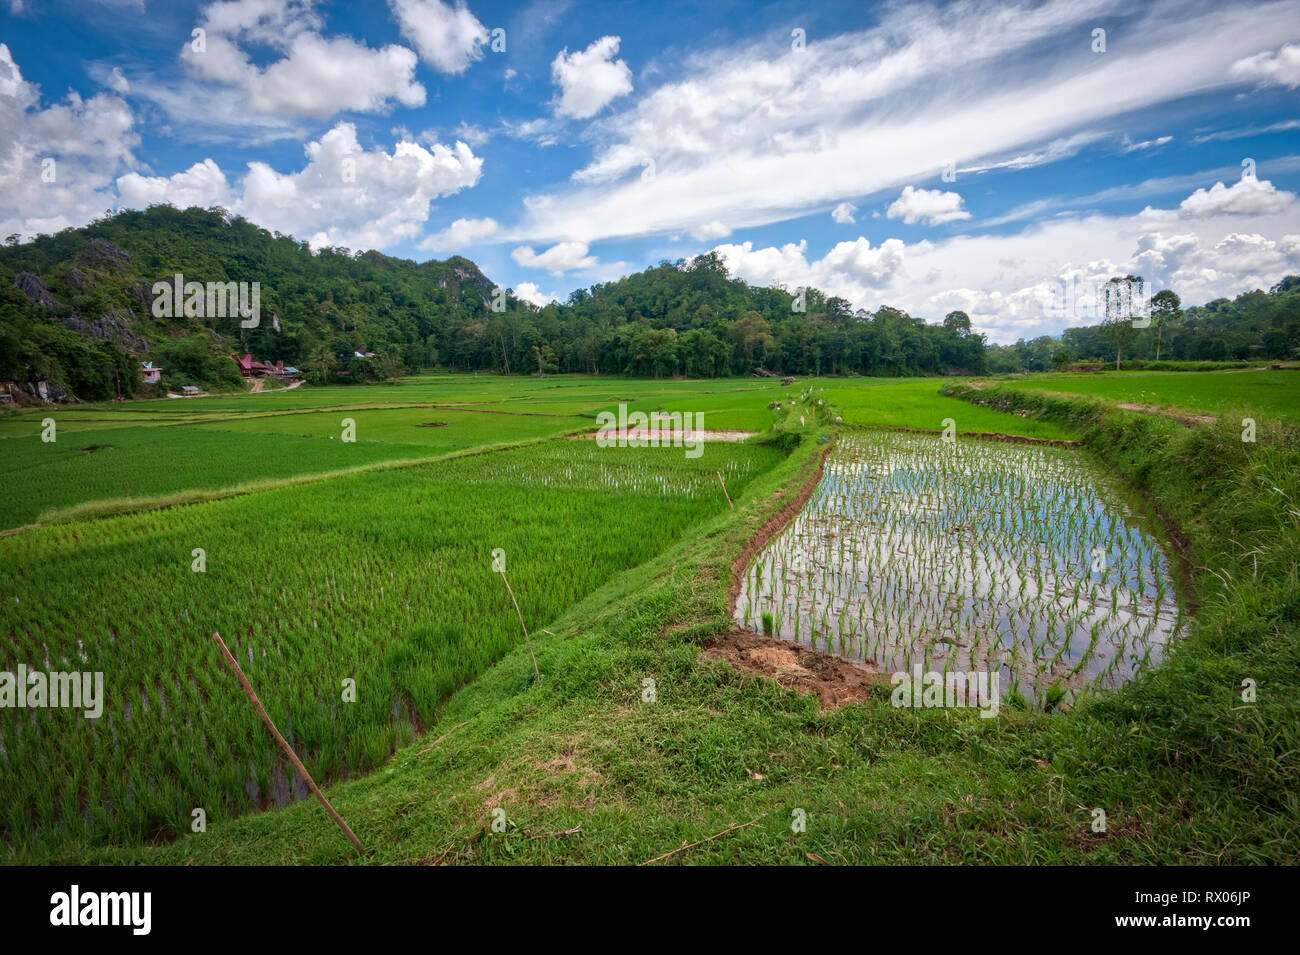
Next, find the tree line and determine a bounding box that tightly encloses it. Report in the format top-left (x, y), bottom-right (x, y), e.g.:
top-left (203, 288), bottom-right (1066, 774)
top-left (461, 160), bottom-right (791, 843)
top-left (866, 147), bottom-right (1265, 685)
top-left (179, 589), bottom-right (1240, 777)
top-left (0, 205), bottom-right (1295, 399)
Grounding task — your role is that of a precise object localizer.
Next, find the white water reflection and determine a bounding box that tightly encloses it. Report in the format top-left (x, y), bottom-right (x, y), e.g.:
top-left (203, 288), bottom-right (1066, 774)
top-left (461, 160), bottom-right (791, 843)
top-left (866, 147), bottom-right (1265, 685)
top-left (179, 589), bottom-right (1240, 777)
top-left (734, 431), bottom-right (1184, 706)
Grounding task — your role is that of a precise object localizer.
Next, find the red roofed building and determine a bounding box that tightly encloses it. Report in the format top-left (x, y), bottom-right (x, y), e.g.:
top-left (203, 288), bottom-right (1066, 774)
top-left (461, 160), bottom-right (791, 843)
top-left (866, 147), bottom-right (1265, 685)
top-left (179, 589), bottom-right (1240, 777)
top-left (230, 353), bottom-right (275, 379)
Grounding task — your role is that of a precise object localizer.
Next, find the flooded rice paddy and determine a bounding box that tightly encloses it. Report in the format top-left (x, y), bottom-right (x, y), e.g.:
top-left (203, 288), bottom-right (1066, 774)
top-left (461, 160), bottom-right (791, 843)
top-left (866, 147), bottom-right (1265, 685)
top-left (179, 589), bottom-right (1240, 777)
top-left (734, 431), bottom-right (1185, 706)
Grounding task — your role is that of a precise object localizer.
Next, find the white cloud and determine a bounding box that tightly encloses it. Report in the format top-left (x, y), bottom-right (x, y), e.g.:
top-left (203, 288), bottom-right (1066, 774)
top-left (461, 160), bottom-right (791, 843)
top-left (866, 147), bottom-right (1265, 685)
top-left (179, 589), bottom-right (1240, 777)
top-left (106, 67), bottom-right (130, 95)
top-left (1175, 177), bottom-right (1295, 218)
top-left (1121, 134), bottom-right (1172, 152)
top-left (0, 43), bottom-right (139, 239)
top-left (822, 237), bottom-right (911, 283)
top-left (511, 240), bottom-right (598, 274)
top-left (112, 123), bottom-right (482, 252)
top-left (388, 0), bottom-right (489, 75)
top-left (709, 185), bottom-right (1300, 344)
top-left (831, 201), bottom-right (857, 224)
top-left (886, 185), bottom-right (970, 226)
top-left (551, 36), bottom-right (633, 119)
top-left (689, 220), bottom-right (731, 241)
top-left (508, 0), bottom-right (1300, 245)
top-left (1192, 119), bottom-right (1300, 143)
top-left (117, 158), bottom-right (231, 209)
top-left (452, 121), bottom-right (491, 146)
top-left (1230, 42), bottom-right (1300, 89)
top-left (513, 281), bottom-right (558, 307)
top-left (159, 0), bottom-right (425, 125)
top-left (419, 215), bottom-right (500, 251)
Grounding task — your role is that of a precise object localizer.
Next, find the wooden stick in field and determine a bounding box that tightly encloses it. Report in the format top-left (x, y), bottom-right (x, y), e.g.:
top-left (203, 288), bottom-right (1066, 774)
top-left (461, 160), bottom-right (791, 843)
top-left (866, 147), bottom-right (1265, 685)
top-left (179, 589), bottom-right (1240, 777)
top-left (499, 571), bottom-right (541, 680)
top-left (211, 631), bottom-right (366, 855)
top-left (717, 471), bottom-right (734, 510)
top-left (639, 813), bottom-right (767, 865)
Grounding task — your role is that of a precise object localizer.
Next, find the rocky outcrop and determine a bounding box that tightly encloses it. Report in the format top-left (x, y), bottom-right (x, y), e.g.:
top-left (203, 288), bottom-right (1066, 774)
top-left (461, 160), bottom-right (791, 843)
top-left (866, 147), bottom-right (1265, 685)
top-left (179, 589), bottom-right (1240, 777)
top-left (79, 238), bottom-right (131, 265)
top-left (23, 379), bottom-right (72, 403)
top-left (14, 272), bottom-right (56, 308)
top-left (67, 266), bottom-right (92, 291)
top-left (59, 307), bottom-right (150, 352)
top-left (127, 280), bottom-right (152, 307)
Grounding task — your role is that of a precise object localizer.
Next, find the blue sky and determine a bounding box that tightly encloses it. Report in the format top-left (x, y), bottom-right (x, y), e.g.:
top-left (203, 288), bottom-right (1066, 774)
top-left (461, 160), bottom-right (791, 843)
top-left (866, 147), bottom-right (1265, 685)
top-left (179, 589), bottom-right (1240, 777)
top-left (2, 0), bottom-right (1298, 341)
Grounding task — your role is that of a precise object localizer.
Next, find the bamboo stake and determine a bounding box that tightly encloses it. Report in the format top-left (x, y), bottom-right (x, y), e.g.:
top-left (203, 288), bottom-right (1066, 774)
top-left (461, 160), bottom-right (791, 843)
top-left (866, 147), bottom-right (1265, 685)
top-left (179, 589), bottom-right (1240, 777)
top-left (639, 813), bottom-right (767, 865)
top-left (212, 631), bottom-right (366, 855)
top-left (717, 471), bottom-right (734, 510)
top-left (499, 571), bottom-right (540, 680)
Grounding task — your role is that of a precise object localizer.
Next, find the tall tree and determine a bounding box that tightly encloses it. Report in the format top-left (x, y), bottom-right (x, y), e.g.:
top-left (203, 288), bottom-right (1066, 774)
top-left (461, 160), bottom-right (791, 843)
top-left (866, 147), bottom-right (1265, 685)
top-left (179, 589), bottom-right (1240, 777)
top-left (1148, 289), bottom-right (1181, 361)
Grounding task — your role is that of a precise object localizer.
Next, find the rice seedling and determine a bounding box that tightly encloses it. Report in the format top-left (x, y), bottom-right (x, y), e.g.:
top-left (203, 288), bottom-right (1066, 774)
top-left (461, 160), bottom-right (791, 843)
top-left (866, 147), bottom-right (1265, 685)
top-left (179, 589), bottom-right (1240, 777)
top-left (735, 431), bottom-right (1184, 707)
top-left (0, 437), bottom-right (781, 854)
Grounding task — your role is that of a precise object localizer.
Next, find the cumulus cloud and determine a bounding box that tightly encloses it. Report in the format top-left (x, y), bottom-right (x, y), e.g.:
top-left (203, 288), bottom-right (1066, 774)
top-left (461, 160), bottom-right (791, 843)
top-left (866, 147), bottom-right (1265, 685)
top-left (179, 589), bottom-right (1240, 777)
top-left (1230, 42), bottom-right (1300, 89)
top-left (712, 236), bottom-right (908, 297)
top-left (831, 201), bottom-right (857, 224)
top-left (551, 36), bottom-right (633, 119)
top-left (419, 215), bottom-right (500, 251)
top-left (1175, 176), bottom-right (1296, 217)
top-left (886, 185), bottom-right (970, 226)
top-left (113, 123), bottom-right (482, 252)
top-left (388, 0), bottom-right (489, 75)
top-left (513, 281), bottom-right (559, 307)
top-left (511, 240), bottom-right (598, 274)
top-left (0, 43), bottom-right (139, 239)
top-left (117, 158), bottom-right (231, 209)
top-left (689, 220), bottom-right (731, 241)
top-left (155, 0), bottom-right (425, 126)
top-left (709, 182), bottom-right (1300, 344)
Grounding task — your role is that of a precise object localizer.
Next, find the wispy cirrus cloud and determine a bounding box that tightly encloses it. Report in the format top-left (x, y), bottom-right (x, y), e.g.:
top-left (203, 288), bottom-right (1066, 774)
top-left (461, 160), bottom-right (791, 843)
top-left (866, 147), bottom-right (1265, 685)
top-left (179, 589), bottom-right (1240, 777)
top-left (506, 0), bottom-right (1300, 245)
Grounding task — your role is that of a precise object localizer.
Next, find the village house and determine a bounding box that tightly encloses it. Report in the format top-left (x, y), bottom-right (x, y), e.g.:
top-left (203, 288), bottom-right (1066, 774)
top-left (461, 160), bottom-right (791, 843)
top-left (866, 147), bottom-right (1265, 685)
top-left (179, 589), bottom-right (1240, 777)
top-left (140, 361), bottom-right (162, 384)
top-left (230, 353), bottom-right (302, 381)
top-left (230, 353), bottom-right (274, 379)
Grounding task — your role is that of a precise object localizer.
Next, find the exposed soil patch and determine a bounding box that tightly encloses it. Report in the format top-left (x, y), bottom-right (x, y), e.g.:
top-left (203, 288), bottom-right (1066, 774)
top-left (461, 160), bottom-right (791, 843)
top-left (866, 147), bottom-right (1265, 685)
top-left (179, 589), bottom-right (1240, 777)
top-left (75, 445), bottom-right (113, 453)
top-left (415, 421), bottom-right (449, 428)
top-left (573, 428), bottom-right (757, 442)
top-left (701, 629), bottom-right (888, 709)
top-left (1115, 402), bottom-right (1216, 427)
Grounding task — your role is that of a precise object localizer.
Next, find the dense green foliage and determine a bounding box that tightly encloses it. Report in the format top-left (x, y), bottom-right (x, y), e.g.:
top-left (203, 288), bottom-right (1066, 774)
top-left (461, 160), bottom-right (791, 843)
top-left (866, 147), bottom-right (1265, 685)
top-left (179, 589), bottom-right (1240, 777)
top-left (1, 207), bottom-right (984, 396)
top-left (4, 206), bottom-right (1296, 400)
top-left (988, 277), bottom-right (1300, 372)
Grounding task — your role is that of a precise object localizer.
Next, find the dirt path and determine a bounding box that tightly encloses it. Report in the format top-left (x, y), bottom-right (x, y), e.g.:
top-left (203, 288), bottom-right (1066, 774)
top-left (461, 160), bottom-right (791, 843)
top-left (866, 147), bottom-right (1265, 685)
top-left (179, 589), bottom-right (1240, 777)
top-left (701, 630), bottom-right (889, 709)
top-left (249, 378), bottom-right (304, 395)
top-left (1114, 401), bottom-right (1216, 426)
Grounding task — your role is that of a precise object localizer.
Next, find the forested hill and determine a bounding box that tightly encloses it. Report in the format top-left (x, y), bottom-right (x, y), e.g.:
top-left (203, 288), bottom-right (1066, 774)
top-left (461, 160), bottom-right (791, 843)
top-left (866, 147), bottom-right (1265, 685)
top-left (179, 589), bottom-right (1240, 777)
top-left (0, 205), bottom-right (985, 399)
top-left (0, 206), bottom-right (501, 400)
top-left (1, 205), bottom-right (1296, 401)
